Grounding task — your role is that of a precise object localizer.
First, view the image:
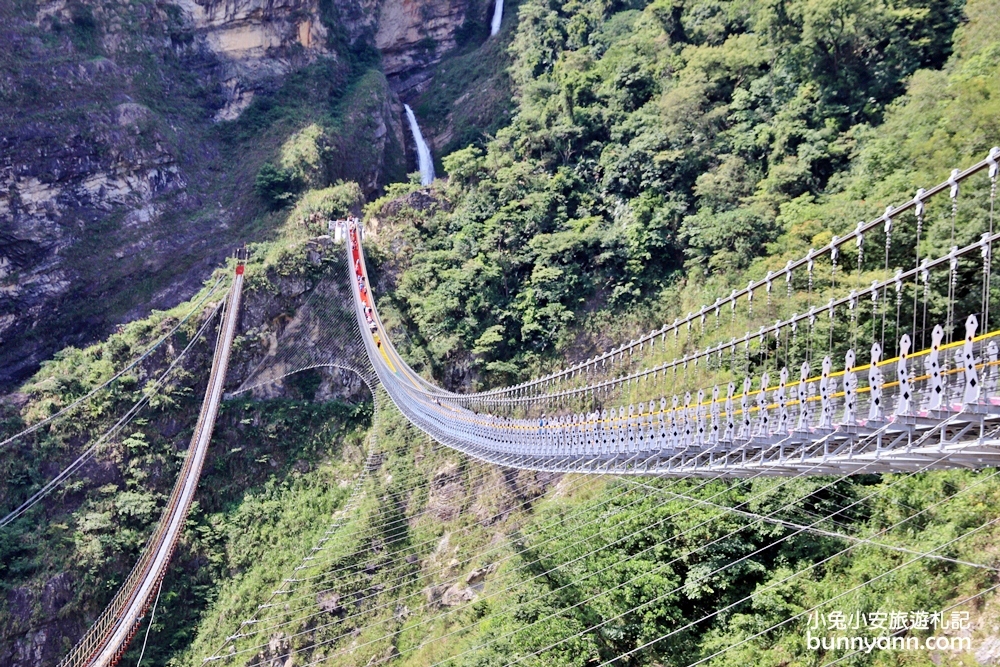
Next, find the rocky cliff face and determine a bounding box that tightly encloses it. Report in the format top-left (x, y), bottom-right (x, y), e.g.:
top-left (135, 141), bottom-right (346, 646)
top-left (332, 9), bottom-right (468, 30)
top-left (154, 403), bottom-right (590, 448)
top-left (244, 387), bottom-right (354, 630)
top-left (1, 0), bottom-right (480, 391)
top-left (169, 0), bottom-right (334, 119)
top-left (0, 0), bottom-right (487, 389)
top-left (0, 0), bottom-right (202, 386)
top-left (376, 0), bottom-right (483, 95)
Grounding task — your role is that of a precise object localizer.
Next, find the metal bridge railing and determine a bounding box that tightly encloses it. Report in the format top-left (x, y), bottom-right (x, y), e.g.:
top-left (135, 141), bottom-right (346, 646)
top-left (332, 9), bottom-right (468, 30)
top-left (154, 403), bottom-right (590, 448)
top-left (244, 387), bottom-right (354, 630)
top-left (341, 151), bottom-right (1000, 478)
top-left (59, 252), bottom-right (247, 667)
top-left (471, 147), bottom-right (1000, 403)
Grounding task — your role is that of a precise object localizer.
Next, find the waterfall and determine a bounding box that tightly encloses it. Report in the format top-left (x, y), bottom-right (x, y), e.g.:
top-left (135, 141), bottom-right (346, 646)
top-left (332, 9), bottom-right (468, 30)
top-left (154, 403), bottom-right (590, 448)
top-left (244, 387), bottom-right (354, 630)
top-left (403, 104), bottom-right (435, 186)
top-left (491, 0), bottom-right (503, 35)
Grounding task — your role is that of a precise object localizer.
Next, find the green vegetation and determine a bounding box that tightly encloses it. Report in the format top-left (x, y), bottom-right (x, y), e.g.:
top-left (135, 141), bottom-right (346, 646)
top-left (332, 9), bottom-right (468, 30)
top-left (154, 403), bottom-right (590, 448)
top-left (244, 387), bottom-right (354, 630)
top-left (0, 0), bottom-right (406, 391)
top-left (176, 401), bottom-right (1000, 667)
top-left (0, 215), bottom-right (370, 663)
top-left (439, 470), bottom-right (1000, 667)
top-left (368, 0), bottom-right (998, 390)
top-left (3, 0), bottom-right (1000, 664)
top-left (255, 162), bottom-right (303, 209)
top-left (412, 0), bottom-right (520, 160)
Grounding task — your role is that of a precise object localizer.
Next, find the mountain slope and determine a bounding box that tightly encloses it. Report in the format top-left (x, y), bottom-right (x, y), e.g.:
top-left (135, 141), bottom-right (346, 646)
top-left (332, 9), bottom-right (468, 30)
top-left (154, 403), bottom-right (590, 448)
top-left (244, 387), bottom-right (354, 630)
top-left (0, 0), bottom-right (506, 392)
top-left (2, 0), bottom-right (1000, 664)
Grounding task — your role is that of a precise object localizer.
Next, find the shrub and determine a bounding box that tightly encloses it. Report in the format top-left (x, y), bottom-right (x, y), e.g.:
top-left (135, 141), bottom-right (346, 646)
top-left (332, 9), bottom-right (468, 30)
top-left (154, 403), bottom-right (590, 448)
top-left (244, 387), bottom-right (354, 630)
top-left (255, 163), bottom-right (301, 209)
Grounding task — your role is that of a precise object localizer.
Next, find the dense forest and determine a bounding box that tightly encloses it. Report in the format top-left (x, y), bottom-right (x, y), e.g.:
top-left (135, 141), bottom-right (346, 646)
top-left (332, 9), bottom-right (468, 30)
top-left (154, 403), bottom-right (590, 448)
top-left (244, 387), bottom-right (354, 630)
top-left (2, 0), bottom-right (999, 664)
top-left (368, 0), bottom-right (997, 391)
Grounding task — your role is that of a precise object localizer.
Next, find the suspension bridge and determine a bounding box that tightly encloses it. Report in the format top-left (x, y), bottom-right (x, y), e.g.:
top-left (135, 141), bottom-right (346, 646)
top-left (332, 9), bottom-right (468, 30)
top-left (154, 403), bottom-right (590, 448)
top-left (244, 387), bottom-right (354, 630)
top-left (48, 249), bottom-right (247, 667)
top-left (347, 148), bottom-right (1000, 478)
top-left (3, 147), bottom-right (1000, 666)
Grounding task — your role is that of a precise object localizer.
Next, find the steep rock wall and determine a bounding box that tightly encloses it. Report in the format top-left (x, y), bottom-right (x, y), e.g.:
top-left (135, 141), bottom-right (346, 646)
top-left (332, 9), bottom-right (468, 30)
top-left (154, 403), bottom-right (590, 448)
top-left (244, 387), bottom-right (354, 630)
top-left (0, 0), bottom-right (484, 390)
top-left (0, 0), bottom-right (439, 391)
top-left (168, 0), bottom-right (334, 119)
top-left (376, 0), bottom-right (478, 94)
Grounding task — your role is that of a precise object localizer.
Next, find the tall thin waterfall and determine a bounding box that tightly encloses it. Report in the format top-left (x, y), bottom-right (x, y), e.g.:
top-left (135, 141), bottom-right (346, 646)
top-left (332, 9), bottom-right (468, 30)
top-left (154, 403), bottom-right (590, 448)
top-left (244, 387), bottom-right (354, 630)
top-left (491, 0), bottom-right (503, 35)
top-left (403, 104), bottom-right (435, 185)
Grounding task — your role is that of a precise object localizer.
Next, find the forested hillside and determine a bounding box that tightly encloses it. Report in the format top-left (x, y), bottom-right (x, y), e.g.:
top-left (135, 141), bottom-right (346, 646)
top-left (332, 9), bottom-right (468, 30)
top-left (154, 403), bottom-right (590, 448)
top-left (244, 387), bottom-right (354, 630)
top-left (2, 0), bottom-right (999, 664)
top-left (368, 0), bottom-right (997, 392)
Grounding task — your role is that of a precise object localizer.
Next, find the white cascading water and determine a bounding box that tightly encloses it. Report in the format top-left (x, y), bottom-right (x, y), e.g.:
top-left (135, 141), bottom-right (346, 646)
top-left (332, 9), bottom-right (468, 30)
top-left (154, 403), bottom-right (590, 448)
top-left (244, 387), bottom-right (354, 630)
top-left (491, 0), bottom-right (503, 35)
top-left (403, 104), bottom-right (435, 185)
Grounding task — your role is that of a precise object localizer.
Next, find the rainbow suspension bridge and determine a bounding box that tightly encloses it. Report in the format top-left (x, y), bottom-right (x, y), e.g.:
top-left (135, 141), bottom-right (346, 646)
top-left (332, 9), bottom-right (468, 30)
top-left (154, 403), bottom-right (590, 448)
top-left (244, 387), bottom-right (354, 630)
top-left (14, 146), bottom-right (1000, 665)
